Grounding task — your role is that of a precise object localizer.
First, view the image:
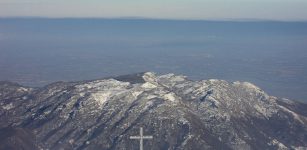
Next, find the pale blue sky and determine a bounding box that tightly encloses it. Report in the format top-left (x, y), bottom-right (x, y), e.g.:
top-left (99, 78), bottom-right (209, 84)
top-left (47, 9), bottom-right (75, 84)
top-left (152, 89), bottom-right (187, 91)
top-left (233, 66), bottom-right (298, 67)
top-left (1, 0), bottom-right (307, 21)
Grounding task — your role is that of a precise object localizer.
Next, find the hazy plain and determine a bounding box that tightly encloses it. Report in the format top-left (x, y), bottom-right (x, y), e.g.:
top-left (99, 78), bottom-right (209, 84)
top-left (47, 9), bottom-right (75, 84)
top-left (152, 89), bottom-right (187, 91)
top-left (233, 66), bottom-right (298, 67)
top-left (0, 18), bottom-right (306, 101)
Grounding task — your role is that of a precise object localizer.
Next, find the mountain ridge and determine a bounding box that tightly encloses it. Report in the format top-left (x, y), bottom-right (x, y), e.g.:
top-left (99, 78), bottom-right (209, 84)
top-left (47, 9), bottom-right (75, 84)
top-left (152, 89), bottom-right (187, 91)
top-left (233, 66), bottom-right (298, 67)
top-left (0, 72), bottom-right (306, 150)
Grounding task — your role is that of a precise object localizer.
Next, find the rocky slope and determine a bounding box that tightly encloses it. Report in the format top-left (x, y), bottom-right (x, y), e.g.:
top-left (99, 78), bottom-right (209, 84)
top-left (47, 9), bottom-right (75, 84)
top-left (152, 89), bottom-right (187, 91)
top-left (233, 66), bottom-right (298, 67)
top-left (0, 72), bottom-right (306, 150)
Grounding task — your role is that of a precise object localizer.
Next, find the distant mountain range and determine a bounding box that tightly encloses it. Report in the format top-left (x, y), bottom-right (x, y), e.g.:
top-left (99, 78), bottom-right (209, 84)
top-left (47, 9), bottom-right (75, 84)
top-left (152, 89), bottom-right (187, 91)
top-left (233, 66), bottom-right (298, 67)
top-left (0, 72), bottom-right (306, 149)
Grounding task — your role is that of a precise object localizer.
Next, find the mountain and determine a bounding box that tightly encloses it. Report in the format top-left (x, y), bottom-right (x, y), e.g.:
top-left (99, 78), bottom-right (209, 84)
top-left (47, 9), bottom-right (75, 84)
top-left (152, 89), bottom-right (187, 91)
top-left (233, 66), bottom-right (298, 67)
top-left (0, 72), bottom-right (306, 150)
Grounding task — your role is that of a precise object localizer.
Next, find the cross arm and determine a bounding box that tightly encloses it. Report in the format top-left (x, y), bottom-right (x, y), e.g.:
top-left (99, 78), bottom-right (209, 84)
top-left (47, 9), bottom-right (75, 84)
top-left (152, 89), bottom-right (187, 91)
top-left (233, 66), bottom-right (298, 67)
top-left (143, 136), bottom-right (153, 139)
top-left (130, 136), bottom-right (141, 139)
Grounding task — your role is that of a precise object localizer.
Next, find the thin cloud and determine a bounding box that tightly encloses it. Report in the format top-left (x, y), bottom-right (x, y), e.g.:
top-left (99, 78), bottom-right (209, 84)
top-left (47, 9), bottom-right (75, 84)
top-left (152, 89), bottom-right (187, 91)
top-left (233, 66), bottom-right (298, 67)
top-left (0, 0), bottom-right (48, 4)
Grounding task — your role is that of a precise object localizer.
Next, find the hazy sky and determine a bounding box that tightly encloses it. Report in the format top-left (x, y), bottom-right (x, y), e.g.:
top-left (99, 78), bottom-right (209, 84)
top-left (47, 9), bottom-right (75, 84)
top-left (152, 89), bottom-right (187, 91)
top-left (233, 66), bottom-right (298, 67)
top-left (1, 0), bottom-right (307, 21)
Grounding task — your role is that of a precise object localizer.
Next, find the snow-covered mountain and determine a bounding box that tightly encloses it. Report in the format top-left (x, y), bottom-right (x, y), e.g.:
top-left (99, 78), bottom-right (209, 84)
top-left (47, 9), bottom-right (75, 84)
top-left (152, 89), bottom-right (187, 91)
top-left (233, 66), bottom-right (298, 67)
top-left (0, 72), bottom-right (306, 150)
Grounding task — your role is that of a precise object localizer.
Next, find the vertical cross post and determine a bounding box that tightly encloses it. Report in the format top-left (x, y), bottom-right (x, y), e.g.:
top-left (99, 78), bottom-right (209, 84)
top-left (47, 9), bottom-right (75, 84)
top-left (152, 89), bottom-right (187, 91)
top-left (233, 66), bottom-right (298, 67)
top-left (130, 127), bottom-right (153, 150)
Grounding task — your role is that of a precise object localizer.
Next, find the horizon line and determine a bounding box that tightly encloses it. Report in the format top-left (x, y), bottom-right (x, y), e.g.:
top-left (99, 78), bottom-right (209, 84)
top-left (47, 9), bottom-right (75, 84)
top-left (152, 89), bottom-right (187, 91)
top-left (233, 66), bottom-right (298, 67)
top-left (1, 16), bottom-right (307, 23)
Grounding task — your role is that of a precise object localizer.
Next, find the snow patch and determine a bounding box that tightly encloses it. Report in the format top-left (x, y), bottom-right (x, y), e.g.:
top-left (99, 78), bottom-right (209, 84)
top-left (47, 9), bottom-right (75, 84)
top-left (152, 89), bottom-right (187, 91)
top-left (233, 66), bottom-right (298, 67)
top-left (76, 79), bottom-right (130, 91)
top-left (158, 73), bottom-right (186, 82)
top-left (208, 79), bottom-right (219, 83)
top-left (254, 105), bottom-right (267, 116)
top-left (146, 95), bottom-right (158, 99)
top-left (79, 93), bottom-right (85, 97)
top-left (143, 101), bottom-right (154, 110)
top-left (292, 146), bottom-right (307, 150)
top-left (142, 72), bottom-right (157, 83)
top-left (132, 91), bottom-right (143, 98)
top-left (280, 98), bottom-right (295, 105)
top-left (141, 82), bottom-right (157, 89)
top-left (270, 139), bottom-right (288, 149)
top-left (163, 93), bottom-right (177, 102)
top-left (234, 82), bottom-right (261, 91)
top-left (279, 105), bottom-right (306, 124)
top-left (181, 134), bottom-right (193, 147)
top-left (2, 103), bottom-right (14, 110)
top-left (253, 104), bottom-right (277, 118)
top-left (91, 92), bottom-right (112, 106)
top-left (17, 87), bottom-right (28, 92)
top-left (179, 117), bottom-right (189, 125)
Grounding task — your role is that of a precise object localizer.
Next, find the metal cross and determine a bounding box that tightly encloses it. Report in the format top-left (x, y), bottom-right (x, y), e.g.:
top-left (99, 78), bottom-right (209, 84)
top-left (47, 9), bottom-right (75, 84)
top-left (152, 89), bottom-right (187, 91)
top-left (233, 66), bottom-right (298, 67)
top-left (129, 127), bottom-right (153, 150)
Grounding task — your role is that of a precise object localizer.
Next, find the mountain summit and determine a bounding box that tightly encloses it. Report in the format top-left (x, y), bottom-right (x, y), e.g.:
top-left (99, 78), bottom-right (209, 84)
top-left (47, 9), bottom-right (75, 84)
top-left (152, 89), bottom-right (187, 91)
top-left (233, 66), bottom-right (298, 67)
top-left (0, 72), bottom-right (306, 150)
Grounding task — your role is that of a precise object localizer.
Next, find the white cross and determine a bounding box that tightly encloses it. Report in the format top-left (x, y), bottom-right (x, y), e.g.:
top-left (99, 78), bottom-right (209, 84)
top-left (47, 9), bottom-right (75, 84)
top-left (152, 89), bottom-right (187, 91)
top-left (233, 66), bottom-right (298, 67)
top-left (129, 127), bottom-right (153, 150)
